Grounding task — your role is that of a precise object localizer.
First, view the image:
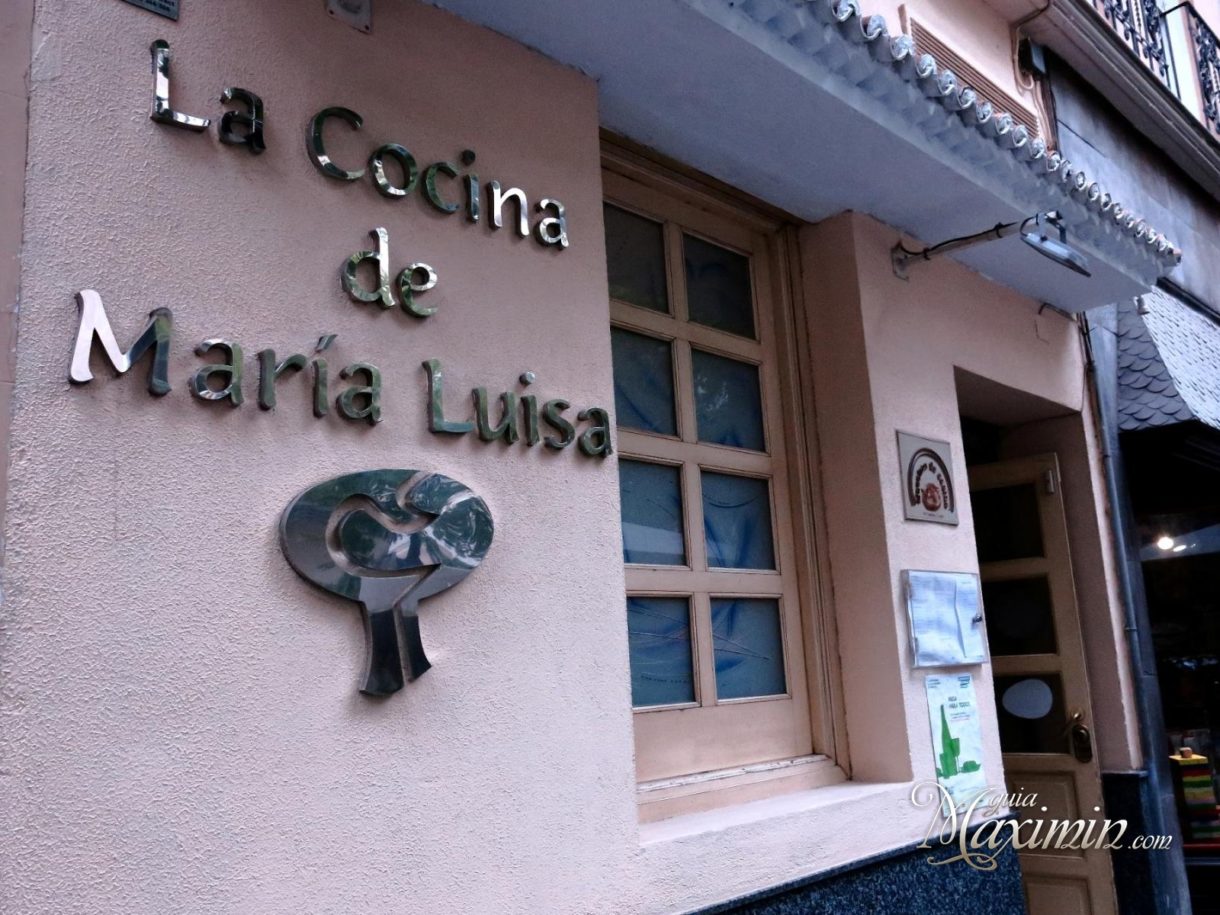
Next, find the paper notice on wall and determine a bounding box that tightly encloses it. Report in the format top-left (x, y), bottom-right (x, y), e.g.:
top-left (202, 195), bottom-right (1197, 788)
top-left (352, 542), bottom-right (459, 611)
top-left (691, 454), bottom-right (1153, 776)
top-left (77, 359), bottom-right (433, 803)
top-left (926, 673), bottom-right (988, 814)
top-left (904, 570), bottom-right (988, 667)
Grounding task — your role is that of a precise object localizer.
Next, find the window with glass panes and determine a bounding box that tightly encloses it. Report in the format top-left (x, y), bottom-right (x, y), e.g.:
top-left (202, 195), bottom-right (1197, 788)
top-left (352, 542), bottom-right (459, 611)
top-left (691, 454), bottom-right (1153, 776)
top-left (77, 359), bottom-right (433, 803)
top-left (604, 168), bottom-right (816, 783)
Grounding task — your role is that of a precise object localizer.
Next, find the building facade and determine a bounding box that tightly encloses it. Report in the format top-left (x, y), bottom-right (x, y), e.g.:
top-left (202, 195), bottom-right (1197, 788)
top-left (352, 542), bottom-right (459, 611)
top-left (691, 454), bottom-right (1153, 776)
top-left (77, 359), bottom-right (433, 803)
top-left (0, 0), bottom-right (1194, 912)
top-left (1029, 0), bottom-right (1220, 904)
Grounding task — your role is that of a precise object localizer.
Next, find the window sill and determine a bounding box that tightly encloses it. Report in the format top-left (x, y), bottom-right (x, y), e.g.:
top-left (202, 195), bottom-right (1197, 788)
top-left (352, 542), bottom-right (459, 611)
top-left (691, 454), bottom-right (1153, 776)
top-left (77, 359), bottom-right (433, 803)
top-left (637, 755), bottom-right (846, 824)
top-left (638, 777), bottom-right (912, 845)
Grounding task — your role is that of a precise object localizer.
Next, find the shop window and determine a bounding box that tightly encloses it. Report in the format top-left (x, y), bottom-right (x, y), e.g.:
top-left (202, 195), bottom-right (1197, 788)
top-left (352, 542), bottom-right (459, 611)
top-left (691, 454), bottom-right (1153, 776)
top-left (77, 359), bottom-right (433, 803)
top-left (603, 149), bottom-right (840, 816)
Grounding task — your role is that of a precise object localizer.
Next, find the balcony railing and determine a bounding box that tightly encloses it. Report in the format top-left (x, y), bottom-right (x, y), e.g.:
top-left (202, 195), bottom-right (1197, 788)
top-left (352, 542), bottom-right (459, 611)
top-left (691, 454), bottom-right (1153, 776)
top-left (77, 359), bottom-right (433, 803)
top-left (1092, 0), bottom-right (1220, 140)
top-left (1095, 0), bottom-right (1177, 91)
top-left (1187, 5), bottom-right (1220, 134)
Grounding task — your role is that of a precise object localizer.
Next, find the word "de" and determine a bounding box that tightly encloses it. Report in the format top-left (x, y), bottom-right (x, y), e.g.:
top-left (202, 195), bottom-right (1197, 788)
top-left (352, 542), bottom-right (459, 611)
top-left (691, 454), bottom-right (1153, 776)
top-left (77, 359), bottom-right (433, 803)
top-left (342, 228), bottom-right (439, 318)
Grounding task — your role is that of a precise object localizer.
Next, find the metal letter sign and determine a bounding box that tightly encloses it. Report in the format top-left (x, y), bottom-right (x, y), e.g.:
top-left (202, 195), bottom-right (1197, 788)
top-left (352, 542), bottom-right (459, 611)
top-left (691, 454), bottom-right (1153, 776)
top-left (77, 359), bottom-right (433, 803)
top-left (279, 470), bottom-right (493, 696)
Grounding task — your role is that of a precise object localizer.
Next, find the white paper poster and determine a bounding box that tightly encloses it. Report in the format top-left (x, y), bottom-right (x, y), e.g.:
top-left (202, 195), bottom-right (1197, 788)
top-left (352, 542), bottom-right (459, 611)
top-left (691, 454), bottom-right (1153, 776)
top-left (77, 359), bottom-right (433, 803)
top-left (904, 570), bottom-right (988, 667)
top-left (926, 673), bottom-right (988, 813)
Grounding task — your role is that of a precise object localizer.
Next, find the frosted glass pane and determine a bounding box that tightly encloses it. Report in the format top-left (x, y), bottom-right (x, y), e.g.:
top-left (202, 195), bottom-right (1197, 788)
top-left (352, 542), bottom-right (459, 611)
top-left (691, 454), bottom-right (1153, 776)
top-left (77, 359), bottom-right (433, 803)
top-left (994, 674), bottom-right (1069, 753)
top-left (702, 471), bottom-right (775, 570)
top-left (620, 460), bottom-right (686, 565)
top-left (712, 598), bottom-right (786, 699)
top-left (692, 348), bottom-right (765, 450)
top-left (684, 234), bottom-right (754, 338)
top-left (627, 596), bottom-right (696, 707)
top-left (611, 328), bottom-right (677, 436)
top-left (605, 204), bottom-right (668, 312)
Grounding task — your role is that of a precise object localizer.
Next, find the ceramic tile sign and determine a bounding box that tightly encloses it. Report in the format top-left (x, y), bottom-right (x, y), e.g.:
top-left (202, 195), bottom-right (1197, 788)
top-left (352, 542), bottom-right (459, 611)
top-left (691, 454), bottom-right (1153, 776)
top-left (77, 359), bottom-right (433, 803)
top-left (904, 570), bottom-right (987, 667)
top-left (926, 673), bottom-right (988, 814)
top-left (897, 430), bottom-right (958, 525)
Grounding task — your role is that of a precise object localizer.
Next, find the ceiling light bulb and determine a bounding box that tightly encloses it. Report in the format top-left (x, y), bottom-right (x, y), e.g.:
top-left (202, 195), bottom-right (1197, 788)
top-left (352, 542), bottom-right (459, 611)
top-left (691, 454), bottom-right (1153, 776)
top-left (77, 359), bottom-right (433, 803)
top-left (1157, 536), bottom-right (1175, 550)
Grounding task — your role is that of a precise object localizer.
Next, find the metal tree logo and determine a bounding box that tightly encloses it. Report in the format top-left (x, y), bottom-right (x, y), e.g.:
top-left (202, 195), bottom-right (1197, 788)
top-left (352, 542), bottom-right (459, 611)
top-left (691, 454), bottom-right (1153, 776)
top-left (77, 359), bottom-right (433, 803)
top-left (279, 469), bottom-right (494, 696)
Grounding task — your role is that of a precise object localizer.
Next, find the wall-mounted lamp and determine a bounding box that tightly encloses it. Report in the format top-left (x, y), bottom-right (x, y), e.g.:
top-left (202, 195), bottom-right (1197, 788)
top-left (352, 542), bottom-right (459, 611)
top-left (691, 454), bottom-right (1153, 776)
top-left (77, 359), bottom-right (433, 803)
top-left (891, 211), bottom-right (1091, 280)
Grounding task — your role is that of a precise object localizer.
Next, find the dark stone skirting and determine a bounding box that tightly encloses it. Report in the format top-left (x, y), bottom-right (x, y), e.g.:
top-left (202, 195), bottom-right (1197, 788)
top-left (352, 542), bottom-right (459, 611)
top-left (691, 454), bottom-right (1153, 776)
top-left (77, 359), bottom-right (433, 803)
top-left (689, 816), bottom-right (1024, 915)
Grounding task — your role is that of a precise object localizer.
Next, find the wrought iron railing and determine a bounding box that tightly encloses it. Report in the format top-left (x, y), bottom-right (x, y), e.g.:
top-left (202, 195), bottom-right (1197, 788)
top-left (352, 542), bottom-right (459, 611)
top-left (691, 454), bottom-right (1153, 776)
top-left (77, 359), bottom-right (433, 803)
top-left (1186, 5), bottom-right (1220, 134)
top-left (1090, 0), bottom-right (1220, 141)
top-left (1094, 0), bottom-right (1175, 90)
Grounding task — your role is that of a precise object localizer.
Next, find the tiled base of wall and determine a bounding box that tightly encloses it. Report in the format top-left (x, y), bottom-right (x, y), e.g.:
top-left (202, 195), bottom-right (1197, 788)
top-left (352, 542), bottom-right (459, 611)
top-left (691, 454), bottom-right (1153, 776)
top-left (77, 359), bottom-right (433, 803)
top-left (693, 821), bottom-right (1024, 915)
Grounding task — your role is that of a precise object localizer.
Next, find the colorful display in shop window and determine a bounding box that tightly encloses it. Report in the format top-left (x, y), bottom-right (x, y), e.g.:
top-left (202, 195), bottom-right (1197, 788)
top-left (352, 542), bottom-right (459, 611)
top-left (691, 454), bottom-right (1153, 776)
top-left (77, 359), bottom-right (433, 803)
top-left (1169, 748), bottom-right (1220, 842)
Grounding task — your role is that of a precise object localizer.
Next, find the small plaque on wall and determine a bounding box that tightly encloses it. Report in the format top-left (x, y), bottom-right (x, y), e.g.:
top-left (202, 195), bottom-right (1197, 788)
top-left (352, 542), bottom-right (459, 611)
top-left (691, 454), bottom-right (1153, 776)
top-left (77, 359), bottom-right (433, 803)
top-left (897, 430), bottom-right (958, 525)
top-left (120, 0), bottom-right (179, 20)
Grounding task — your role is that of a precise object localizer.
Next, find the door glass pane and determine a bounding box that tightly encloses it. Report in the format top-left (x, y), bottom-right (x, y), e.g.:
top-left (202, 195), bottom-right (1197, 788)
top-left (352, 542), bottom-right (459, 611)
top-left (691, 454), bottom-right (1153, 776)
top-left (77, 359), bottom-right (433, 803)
top-left (712, 598), bottom-right (786, 699)
top-left (994, 674), bottom-right (1069, 753)
top-left (604, 204), bottom-right (668, 313)
top-left (983, 576), bottom-right (1058, 656)
top-left (627, 596), bottom-right (695, 707)
top-left (702, 471), bottom-right (775, 570)
top-left (973, 483), bottom-right (1044, 562)
top-left (692, 348), bottom-right (765, 451)
top-left (619, 460), bottom-right (686, 565)
top-left (611, 328), bottom-right (677, 436)
top-left (684, 234), bottom-right (755, 338)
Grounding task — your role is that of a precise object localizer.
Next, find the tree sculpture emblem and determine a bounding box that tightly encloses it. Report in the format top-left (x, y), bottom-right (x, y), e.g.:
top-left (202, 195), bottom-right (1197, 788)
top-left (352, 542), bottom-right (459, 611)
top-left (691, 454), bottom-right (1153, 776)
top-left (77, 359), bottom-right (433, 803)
top-left (279, 469), bottom-right (494, 696)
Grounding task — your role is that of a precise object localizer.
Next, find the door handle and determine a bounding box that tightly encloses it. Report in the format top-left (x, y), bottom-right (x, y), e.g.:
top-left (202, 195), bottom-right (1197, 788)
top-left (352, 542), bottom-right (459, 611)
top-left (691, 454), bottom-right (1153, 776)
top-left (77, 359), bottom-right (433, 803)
top-left (1067, 709), bottom-right (1093, 763)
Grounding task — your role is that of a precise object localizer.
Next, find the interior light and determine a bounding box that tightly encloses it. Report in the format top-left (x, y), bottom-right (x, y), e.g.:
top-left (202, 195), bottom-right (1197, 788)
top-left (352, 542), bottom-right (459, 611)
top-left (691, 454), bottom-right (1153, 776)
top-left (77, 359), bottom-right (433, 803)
top-left (1156, 536), bottom-right (1175, 550)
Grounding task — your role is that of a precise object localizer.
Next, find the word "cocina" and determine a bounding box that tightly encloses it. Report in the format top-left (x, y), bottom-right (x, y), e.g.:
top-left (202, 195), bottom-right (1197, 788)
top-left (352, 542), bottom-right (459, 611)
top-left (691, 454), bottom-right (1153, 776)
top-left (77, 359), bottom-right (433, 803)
top-left (146, 40), bottom-right (570, 251)
top-left (307, 108), bottom-right (569, 249)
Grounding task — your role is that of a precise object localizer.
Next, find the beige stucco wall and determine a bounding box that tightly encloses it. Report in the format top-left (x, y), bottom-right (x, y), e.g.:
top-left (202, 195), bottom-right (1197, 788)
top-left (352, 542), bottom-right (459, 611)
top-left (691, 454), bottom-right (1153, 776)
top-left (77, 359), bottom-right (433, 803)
top-left (867, 0), bottom-right (1044, 132)
top-left (0, 0), bottom-right (31, 543)
top-left (1, 2), bottom-right (639, 912)
top-left (805, 210), bottom-right (1140, 793)
top-left (0, 2), bottom-right (1140, 912)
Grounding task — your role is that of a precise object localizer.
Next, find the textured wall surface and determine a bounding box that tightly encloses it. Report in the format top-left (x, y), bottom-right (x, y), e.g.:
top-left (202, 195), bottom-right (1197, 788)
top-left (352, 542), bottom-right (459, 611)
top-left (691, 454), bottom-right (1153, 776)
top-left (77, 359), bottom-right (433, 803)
top-left (0, 2), bottom-right (637, 912)
top-left (0, 1), bottom-right (1127, 912)
top-left (1054, 60), bottom-right (1220, 313)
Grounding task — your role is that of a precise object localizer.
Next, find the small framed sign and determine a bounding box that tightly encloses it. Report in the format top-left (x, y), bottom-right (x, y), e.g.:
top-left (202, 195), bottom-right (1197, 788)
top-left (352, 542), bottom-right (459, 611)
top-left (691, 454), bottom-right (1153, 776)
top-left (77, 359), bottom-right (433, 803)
top-left (120, 0), bottom-right (179, 20)
top-left (903, 569), bottom-right (987, 667)
top-left (897, 430), bottom-right (958, 525)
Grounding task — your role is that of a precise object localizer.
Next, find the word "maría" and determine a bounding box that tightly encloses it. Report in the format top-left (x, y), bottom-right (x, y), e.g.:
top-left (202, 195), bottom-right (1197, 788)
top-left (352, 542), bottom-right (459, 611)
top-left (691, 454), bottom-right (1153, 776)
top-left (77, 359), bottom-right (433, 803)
top-left (69, 291), bottom-right (382, 424)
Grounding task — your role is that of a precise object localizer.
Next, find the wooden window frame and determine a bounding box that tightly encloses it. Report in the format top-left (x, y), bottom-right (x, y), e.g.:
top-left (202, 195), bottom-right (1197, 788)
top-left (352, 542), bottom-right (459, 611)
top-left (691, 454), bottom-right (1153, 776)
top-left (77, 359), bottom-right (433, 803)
top-left (603, 138), bottom-right (847, 821)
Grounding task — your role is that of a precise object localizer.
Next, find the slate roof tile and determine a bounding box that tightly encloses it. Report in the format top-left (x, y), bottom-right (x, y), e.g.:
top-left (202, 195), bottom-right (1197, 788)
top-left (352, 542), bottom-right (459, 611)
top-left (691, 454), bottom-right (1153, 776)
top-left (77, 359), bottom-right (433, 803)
top-left (1117, 292), bottom-right (1220, 432)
